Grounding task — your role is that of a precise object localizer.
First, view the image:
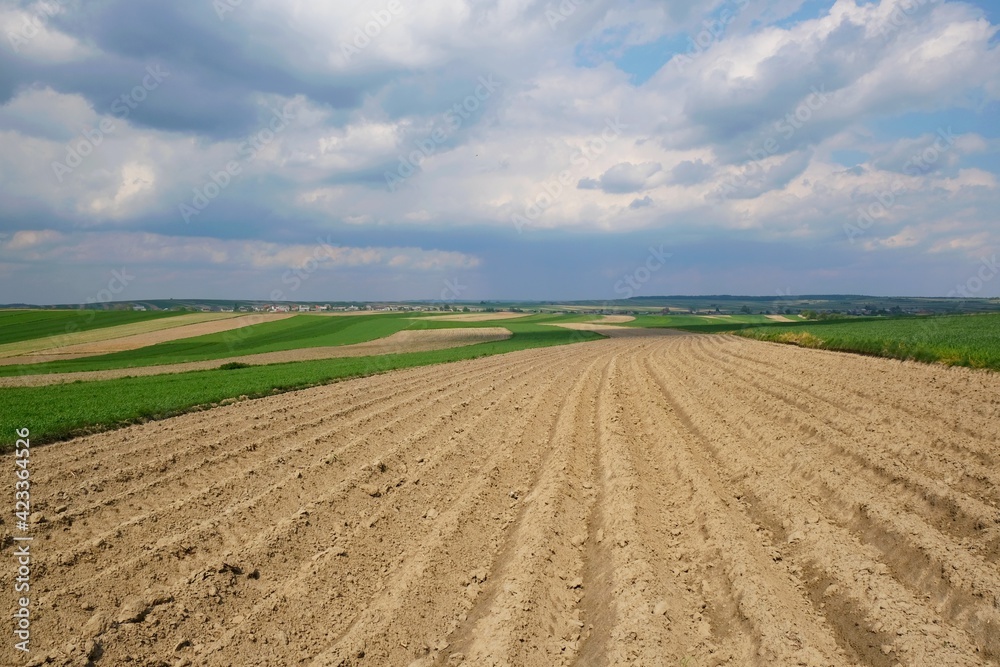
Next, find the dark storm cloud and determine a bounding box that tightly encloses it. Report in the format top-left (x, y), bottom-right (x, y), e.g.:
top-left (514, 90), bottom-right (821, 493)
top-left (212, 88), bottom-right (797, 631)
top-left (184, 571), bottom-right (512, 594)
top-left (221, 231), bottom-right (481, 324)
top-left (669, 159), bottom-right (713, 185)
top-left (575, 162), bottom-right (663, 194)
top-left (3, 0), bottom-right (371, 139)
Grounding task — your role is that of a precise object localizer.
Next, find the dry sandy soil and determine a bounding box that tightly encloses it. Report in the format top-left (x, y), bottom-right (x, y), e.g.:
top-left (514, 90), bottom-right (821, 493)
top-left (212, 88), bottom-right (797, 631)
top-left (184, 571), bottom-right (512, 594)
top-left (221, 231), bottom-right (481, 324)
top-left (1, 314), bottom-right (294, 365)
top-left (3, 334), bottom-right (1000, 666)
top-left (412, 313), bottom-right (530, 322)
top-left (766, 315), bottom-right (795, 322)
top-left (0, 328), bottom-right (511, 387)
top-left (545, 322), bottom-right (670, 338)
top-left (594, 315), bottom-right (635, 324)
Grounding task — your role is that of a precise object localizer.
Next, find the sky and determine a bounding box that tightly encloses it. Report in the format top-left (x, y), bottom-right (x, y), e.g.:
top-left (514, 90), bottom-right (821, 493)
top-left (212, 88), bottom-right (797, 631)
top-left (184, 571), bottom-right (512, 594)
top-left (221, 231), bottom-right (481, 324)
top-left (0, 0), bottom-right (998, 304)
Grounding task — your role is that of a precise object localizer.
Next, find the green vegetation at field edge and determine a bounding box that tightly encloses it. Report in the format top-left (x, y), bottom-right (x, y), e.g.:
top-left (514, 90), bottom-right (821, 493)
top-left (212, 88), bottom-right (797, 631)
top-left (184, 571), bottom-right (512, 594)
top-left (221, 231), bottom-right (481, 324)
top-left (735, 313), bottom-right (1000, 370)
top-left (0, 321), bottom-right (601, 448)
top-left (0, 309), bottom-right (181, 346)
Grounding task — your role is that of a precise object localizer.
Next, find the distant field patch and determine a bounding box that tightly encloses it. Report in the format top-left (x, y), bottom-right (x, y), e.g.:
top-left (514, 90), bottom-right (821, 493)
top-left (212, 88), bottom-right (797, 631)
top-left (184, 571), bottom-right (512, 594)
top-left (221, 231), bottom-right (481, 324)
top-left (0, 313), bottom-right (287, 364)
top-left (619, 314), bottom-right (779, 332)
top-left (0, 309), bottom-right (182, 350)
top-left (415, 312), bottom-right (530, 322)
top-left (0, 313), bottom-right (441, 375)
top-left (2, 327), bottom-right (511, 387)
top-left (0, 311), bottom-right (236, 360)
top-left (735, 314), bottom-right (1000, 370)
top-left (545, 322), bottom-right (686, 338)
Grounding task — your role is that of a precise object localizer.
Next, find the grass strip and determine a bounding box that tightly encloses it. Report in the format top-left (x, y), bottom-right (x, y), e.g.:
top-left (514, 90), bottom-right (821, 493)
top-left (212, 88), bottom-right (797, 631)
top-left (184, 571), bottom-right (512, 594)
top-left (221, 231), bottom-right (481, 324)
top-left (734, 313), bottom-right (1000, 370)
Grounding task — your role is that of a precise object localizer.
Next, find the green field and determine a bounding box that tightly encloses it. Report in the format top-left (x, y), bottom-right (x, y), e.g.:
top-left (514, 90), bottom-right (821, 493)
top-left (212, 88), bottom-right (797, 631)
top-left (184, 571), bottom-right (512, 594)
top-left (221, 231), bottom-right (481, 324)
top-left (0, 319), bottom-right (601, 447)
top-left (0, 309), bottom-right (180, 345)
top-left (0, 313), bottom-right (471, 376)
top-left (735, 314), bottom-right (1000, 370)
top-left (0, 312), bottom-right (613, 376)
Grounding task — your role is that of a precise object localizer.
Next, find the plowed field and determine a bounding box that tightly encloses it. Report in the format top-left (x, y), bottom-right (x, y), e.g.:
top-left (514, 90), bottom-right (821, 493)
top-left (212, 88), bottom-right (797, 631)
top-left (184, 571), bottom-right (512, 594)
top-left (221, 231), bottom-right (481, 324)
top-left (4, 334), bottom-right (999, 666)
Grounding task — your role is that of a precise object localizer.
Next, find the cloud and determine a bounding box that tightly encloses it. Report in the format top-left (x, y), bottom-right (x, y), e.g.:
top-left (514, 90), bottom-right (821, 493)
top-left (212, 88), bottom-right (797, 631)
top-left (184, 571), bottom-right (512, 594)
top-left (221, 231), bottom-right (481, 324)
top-left (594, 161), bottom-right (663, 193)
top-left (0, 0), bottom-right (998, 301)
top-left (0, 229), bottom-right (480, 272)
top-left (0, 4), bottom-right (95, 63)
top-left (660, 0), bottom-right (1000, 162)
top-left (868, 129), bottom-right (989, 176)
top-left (669, 159), bottom-right (714, 185)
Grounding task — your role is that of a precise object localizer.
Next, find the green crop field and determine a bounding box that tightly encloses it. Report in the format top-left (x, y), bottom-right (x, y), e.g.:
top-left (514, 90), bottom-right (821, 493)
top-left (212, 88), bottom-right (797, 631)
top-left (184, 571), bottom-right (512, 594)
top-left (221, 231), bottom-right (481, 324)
top-left (0, 312), bottom-right (495, 376)
top-left (0, 312), bottom-right (617, 376)
top-left (0, 309), bottom-right (180, 345)
top-left (0, 319), bottom-right (601, 447)
top-left (735, 314), bottom-right (1000, 370)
